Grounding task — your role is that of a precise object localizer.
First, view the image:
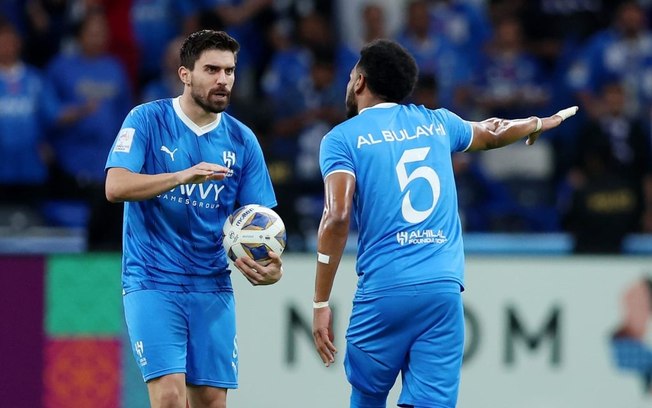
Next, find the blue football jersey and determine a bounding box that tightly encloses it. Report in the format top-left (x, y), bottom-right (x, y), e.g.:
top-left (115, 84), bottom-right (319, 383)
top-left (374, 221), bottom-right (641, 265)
top-left (0, 64), bottom-right (59, 184)
top-left (319, 103), bottom-right (473, 293)
top-left (106, 97), bottom-right (277, 292)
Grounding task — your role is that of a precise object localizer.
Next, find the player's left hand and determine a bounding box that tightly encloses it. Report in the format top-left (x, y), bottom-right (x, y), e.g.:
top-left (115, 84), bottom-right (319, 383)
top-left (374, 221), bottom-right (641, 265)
top-left (235, 251), bottom-right (282, 286)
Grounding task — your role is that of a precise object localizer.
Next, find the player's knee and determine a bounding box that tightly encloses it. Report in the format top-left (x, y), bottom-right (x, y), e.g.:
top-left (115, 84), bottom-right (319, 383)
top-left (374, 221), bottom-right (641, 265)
top-left (148, 375), bottom-right (186, 408)
top-left (152, 388), bottom-right (185, 408)
top-left (350, 385), bottom-right (388, 408)
top-left (187, 385), bottom-right (227, 408)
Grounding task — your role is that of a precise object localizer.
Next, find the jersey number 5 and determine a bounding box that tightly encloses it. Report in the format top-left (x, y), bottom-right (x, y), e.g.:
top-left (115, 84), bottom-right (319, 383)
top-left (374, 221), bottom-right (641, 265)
top-left (396, 147), bottom-right (441, 224)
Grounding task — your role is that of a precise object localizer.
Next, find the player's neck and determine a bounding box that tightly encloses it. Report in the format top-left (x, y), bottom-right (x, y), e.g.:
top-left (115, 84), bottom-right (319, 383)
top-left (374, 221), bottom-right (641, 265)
top-left (357, 94), bottom-right (389, 113)
top-left (178, 94), bottom-right (219, 127)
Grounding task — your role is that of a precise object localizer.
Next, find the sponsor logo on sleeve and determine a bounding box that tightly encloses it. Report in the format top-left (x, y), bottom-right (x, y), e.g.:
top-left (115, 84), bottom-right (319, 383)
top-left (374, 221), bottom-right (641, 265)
top-left (113, 128), bottom-right (135, 153)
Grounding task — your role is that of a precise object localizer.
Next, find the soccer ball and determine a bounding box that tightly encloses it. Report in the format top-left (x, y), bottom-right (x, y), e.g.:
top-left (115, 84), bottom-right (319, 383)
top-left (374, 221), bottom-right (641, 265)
top-left (222, 204), bottom-right (286, 265)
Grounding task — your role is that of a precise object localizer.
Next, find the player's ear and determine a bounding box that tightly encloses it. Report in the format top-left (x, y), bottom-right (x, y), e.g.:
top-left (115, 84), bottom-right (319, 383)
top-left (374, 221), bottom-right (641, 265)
top-left (179, 66), bottom-right (189, 85)
top-left (354, 73), bottom-right (366, 94)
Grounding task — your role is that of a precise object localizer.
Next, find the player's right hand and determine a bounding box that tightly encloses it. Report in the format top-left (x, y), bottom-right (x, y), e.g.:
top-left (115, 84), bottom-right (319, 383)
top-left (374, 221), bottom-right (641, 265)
top-left (526, 106), bottom-right (579, 146)
top-left (176, 162), bottom-right (229, 184)
top-left (313, 307), bottom-right (337, 367)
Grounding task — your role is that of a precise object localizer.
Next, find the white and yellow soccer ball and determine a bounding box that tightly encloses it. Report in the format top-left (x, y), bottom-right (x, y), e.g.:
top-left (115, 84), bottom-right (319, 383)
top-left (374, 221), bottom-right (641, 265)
top-left (222, 204), bottom-right (286, 265)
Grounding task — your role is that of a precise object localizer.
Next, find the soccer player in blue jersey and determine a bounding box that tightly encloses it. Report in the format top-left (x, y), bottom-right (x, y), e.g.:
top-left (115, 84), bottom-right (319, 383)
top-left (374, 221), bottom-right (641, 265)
top-left (311, 39), bottom-right (578, 408)
top-left (105, 30), bottom-right (282, 408)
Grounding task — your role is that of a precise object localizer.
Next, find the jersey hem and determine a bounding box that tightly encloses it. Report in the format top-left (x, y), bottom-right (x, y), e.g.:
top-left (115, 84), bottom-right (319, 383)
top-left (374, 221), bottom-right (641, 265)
top-left (186, 378), bottom-right (238, 389)
top-left (355, 278), bottom-right (464, 298)
top-left (143, 367), bottom-right (186, 383)
top-left (324, 169), bottom-right (355, 180)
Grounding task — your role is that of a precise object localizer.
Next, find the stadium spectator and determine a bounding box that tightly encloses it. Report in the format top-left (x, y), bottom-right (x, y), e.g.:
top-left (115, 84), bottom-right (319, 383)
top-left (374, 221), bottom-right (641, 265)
top-left (140, 36), bottom-right (185, 103)
top-left (573, 81), bottom-right (652, 198)
top-left (465, 15), bottom-right (558, 231)
top-left (471, 15), bottom-right (550, 119)
top-left (427, 0), bottom-right (492, 68)
top-left (260, 19), bottom-right (312, 101)
top-left (265, 47), bottom-right (345, 244)
top-left (21, 0), bottom-right (70, 68)
top-left (294, 11), bottom-right (359, 92)
top-left (269, 47), bottom-right (344, 182)
top-left (46, 9), bottom-right (132, 248)
top-left (130, 0), bottom-right (198, 88)
top-left (0, 18), bottom-right (60, 218)
top-left (64, 0), bottom-right (140, 90)
top-left (395, 0), bottom-right (470, 110)
top-left (562, 80), bottom-right (651, 252)
top-left (566, 1), bottom-right (652, 120)
top-left (105, 29), bottom-right (282, 408)
top-left (339, 2), bottom-right (389, 77)
top-left (562, 140), bottom-right (642, 253)
top-left (358, 2), bottom-right (388, 46)
top-left (489, 0), bottom-right (612, 73)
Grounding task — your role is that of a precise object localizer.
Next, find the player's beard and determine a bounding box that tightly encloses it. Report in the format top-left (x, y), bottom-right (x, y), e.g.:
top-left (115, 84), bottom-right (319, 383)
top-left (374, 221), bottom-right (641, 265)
top-left (345, 86), bottom-right (358, 119)
top-left (191, 86), bottom-right (231, 114)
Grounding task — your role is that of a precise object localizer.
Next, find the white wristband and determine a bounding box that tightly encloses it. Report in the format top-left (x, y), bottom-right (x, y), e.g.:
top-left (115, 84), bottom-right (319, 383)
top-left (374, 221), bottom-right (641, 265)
top-left (533, 117), bottom-right (542, 133)
top-left (555, 106), bottom-right (579, 121)
top-left (313, 301), bottom-right (329, 309)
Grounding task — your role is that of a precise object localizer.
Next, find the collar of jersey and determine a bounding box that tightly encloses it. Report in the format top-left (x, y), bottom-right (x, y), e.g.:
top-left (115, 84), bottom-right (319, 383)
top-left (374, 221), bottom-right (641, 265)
top-left (359, 102), bottom-right (397, 115)
top-left (173, 96), bottom-right (222, 136)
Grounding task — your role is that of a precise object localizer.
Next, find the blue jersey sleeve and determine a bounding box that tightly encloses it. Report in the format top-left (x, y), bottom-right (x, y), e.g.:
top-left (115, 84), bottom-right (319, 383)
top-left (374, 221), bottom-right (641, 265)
top-left (105, 106), bottom-right (149, 173)
top-left (237, 132), bottom-right (277, 208)
top-left (438, 108), bottom-right (473, 152)
top-left (319, 130), bottom-right (354, 179)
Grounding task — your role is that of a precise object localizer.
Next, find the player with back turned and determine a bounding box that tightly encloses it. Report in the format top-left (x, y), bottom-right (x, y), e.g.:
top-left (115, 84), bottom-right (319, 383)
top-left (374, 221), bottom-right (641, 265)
top-left (105, 30), bottom-right (282, 408)
top-left (311, 39), bottom-right (578, 408)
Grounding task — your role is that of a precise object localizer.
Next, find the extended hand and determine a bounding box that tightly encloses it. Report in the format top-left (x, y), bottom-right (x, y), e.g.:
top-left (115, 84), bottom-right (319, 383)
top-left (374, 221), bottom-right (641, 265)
top-left (176, 162), bottom-right (229, 185)
top-left (526, 106), bottom-right (578, 146)
top-left (235, 251), bottom-right (283, 286)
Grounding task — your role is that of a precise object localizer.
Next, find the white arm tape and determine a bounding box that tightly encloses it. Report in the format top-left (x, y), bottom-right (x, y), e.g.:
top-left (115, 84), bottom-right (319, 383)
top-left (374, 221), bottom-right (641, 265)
top-left (534, 117), bottom-right (542, 133)
top-left (313, 301), bottom-right (329, 309)
top-left (555, 106), bottom-right (579, 121)
top-left (317, 252), bottom-right (330, 264)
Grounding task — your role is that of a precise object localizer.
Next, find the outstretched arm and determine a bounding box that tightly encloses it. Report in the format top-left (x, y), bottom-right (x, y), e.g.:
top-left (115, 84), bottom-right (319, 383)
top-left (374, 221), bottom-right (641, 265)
top-left (105, 163), bottom-right (229, 203)
top-left (312, 171), bottom-right (355, 367)
top-left (467, 106), bottom-right (578, 152)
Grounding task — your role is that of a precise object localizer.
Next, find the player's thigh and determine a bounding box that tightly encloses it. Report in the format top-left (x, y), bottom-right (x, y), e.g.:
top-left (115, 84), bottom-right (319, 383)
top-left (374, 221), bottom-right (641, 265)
top-left (344, 297), bottom-right (410, 394)
top-left (123, 290), bottom-right (188, 382)
top-left (399, 292), bottom-right (464, 408)
top-left (186, 291), bottom-right (238, 389)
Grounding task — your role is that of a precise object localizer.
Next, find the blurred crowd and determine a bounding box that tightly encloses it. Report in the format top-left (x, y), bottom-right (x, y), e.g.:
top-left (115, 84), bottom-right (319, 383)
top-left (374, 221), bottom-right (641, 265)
top-left (0, 0), bottom-right (651, 253)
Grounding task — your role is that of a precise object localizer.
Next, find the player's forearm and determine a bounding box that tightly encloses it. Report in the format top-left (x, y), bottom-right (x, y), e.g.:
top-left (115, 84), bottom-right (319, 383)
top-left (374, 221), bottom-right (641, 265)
top-left (313, 215), bottom-right (349, 302)
top-left (106, 169), bottom-right (181, 203)
top-left (480, 116), bottom-right (540, 149)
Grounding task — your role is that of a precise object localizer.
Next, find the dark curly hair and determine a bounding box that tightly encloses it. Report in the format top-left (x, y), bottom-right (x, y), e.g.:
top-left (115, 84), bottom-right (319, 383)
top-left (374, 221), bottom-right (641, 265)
top-left (180, 30), bottom-right (240, 70)
top-left (357, 39), bottom-right (418, 103)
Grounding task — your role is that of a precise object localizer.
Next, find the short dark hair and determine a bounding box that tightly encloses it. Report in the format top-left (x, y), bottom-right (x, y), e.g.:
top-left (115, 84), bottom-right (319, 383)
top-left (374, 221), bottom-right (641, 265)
top-left (180, 30), bottom-right (240, 70)
top-left (357, 39), bottom-right (418, 102)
